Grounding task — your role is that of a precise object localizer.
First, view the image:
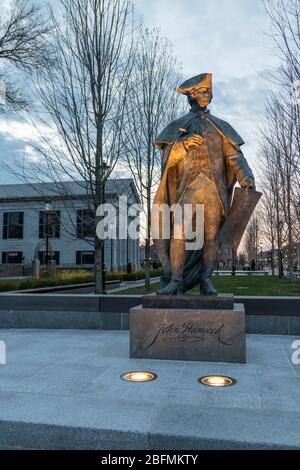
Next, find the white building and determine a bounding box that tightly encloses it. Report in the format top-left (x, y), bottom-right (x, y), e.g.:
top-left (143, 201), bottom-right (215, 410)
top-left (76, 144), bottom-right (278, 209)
top-left (0, 179), bottom-right (140, 271)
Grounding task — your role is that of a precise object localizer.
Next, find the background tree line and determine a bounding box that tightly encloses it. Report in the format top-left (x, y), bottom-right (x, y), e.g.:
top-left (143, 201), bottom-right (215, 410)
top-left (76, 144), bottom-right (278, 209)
top-left (0, 0), bottom-right (183, 293)
top-left (2, 0), bottom-right (299, 290)
top-left (243, 0), bottom-right (300, 279)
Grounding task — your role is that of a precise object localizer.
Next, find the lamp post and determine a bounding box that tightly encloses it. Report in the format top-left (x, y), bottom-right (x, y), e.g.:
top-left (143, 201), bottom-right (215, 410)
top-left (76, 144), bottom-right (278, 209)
top-left (109, 223), bottom-right (114, 272)
top-left (101, 162), bottom-right (111, 293)
top-left (231, 246), bottom-right (236, 276)
top-left (44, 200), bottom-right (52, 268)
top-left (278, 220), bottom-right (284, 277)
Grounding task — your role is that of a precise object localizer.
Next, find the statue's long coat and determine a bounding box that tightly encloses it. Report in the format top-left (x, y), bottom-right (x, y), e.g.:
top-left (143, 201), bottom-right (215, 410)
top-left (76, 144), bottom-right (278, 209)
top-left (153, 108), bottom-right (255, 291)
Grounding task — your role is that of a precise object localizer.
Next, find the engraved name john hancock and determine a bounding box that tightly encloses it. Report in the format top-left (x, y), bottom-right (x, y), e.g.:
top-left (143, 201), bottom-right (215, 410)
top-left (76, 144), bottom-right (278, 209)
top-left (142, 321), bottom-right (233, 350)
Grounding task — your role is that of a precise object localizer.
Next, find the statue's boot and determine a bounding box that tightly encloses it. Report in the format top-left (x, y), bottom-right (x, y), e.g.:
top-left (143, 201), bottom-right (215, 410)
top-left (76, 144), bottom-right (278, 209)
top-left (200, 278), bottom-right (217, 296)
top-left (157, 276), bottom-right (183, 295)
top-left (157, 239), bottom-right (185, 296)
top-left (200, 239), bottom-right (219, 296)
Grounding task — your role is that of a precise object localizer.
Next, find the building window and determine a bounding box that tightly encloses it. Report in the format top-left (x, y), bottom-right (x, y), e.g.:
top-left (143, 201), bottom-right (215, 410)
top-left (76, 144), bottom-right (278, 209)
top-left (76, 209), bottom-right (95, 238)
top-left (76, 251), bottom-right (95, 265)
top-left (38, 251), bottom-right (60, 266)
top-left (2, 252), bottom-right (23, 264)
top-left (3, 212), bottom-right (24, 239)
top-left (39, 211), bottom-right (60, 239)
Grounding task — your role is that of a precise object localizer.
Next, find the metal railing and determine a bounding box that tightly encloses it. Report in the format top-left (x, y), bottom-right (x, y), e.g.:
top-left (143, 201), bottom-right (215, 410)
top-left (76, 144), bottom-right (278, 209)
top-left (214, 270), bottom-right (271, 276)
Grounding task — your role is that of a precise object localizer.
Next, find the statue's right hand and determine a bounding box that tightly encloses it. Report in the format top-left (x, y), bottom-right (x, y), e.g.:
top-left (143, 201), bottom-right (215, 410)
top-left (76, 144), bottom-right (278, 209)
top-left (183, 134), bottom-right (204, 151)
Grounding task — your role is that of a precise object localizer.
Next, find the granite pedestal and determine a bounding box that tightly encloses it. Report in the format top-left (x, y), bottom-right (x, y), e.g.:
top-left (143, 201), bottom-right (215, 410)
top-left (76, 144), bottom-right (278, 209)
top-left (129, 295), bottom-right (246, 363)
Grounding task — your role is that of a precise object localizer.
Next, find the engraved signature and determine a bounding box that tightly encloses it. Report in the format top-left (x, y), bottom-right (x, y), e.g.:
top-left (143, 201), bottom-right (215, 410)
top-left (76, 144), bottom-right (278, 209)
top-left (142, 321), bottom-right (232, 350)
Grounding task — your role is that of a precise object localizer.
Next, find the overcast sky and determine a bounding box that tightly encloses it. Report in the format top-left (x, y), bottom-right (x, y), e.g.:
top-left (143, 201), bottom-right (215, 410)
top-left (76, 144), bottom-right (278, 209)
top-left (0, 0), bottom-right (279, 184)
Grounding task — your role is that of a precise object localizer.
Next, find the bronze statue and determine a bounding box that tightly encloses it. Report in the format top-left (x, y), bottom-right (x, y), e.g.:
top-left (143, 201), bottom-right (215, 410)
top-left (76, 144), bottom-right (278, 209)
top-left (153, 73), bottom-right (261, 296)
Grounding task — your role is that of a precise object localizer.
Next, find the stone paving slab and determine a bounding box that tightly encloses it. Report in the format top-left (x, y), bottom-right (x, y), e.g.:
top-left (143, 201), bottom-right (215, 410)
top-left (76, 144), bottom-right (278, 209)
top-left (0, 330), bottom-right (299, 449)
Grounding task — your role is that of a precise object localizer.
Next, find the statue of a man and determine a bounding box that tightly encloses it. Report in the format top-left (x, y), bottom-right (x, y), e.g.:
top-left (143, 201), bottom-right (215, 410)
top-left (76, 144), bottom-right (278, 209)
top-left (153, 73), bottom-right (256, 296)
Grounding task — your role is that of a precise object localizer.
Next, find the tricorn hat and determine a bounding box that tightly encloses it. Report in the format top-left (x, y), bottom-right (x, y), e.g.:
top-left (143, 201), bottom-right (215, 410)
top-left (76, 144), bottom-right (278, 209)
top-left (177, 73), bottom-right (212, 95)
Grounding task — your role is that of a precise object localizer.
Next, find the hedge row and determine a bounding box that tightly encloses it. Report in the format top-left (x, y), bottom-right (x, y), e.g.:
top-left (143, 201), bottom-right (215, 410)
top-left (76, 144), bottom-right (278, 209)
top-left (105, 268), bottom-right (163, 282)
top-left (0, 268), bottom-right (163, 292)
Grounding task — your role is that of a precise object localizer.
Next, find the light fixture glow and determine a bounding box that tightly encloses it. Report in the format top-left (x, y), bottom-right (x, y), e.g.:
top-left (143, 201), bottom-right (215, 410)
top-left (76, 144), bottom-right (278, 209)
top-left (121, 371), bottom-right (157, 382)
top-left (199, 375), bottom-right (236, 387)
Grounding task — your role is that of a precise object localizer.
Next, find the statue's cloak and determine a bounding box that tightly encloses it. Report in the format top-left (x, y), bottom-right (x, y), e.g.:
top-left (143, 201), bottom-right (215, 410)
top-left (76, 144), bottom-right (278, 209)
top-left (155, 109), bottom-right (245, 154)
top-left (153, 109), bottom-right (255, 292)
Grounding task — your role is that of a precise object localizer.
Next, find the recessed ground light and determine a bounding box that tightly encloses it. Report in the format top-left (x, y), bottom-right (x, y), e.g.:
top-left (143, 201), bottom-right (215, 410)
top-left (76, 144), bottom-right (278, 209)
top-left (198, 375), bottom-right (236, 387)
top-left (121, 371), bottom-right (157, 382)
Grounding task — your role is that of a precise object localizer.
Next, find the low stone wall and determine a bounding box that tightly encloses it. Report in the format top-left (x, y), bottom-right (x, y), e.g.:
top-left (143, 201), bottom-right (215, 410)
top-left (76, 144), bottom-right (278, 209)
top-left (0, 310), bottom-right (129, 330)
top-left (0, 294), bottom-right (299, 335)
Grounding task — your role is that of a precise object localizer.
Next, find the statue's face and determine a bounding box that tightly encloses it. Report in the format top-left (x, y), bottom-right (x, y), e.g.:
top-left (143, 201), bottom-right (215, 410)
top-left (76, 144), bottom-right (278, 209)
top-left (189, 87), bottom-right (212, 108)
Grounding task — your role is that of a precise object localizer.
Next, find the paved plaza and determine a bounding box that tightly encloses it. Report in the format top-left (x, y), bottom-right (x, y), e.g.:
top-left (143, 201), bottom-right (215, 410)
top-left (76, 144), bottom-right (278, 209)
top-left (0, 330), bottom-right (299, 449)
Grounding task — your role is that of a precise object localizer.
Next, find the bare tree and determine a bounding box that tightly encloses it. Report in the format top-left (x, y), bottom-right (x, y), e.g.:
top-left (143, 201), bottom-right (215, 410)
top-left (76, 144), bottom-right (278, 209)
top-left (0, 0), bottom-right (53, 110)
top-left (259, 0), bottom-right (300, 279)
top-left (258, 125), bottom-right (285, 276)
top-left (263, 0), bottom-right (300, 87)
top-left (123, 28), bottom-right (184, 290)
top-left (259, 187), bottom-right (277, 275)
top-left (245, 214), bottom-right (261, 269)
top-left (238, 252), bottom-right (247, 269)
top-left (258, 90), bottom-right (299, 279)
top-left (6, 0), bottom-right (136, 293)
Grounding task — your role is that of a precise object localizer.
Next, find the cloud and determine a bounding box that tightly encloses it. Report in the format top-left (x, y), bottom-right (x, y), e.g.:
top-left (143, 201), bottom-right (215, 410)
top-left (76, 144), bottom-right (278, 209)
top-left (0, 0), bottom-right (280, 183)
top-left (211, 73), bottom-right (269, 169)
top-left (134, 0), bottom-right (280, 173)
top-left (0, 113), bottom-right (53, 183)
top-left (135, 0), bottom-right (278, 77)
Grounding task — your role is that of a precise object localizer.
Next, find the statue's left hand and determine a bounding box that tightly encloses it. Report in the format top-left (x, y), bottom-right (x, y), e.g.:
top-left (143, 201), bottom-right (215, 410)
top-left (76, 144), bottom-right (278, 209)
top-left (241, 177), bottom-right (256, 191)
